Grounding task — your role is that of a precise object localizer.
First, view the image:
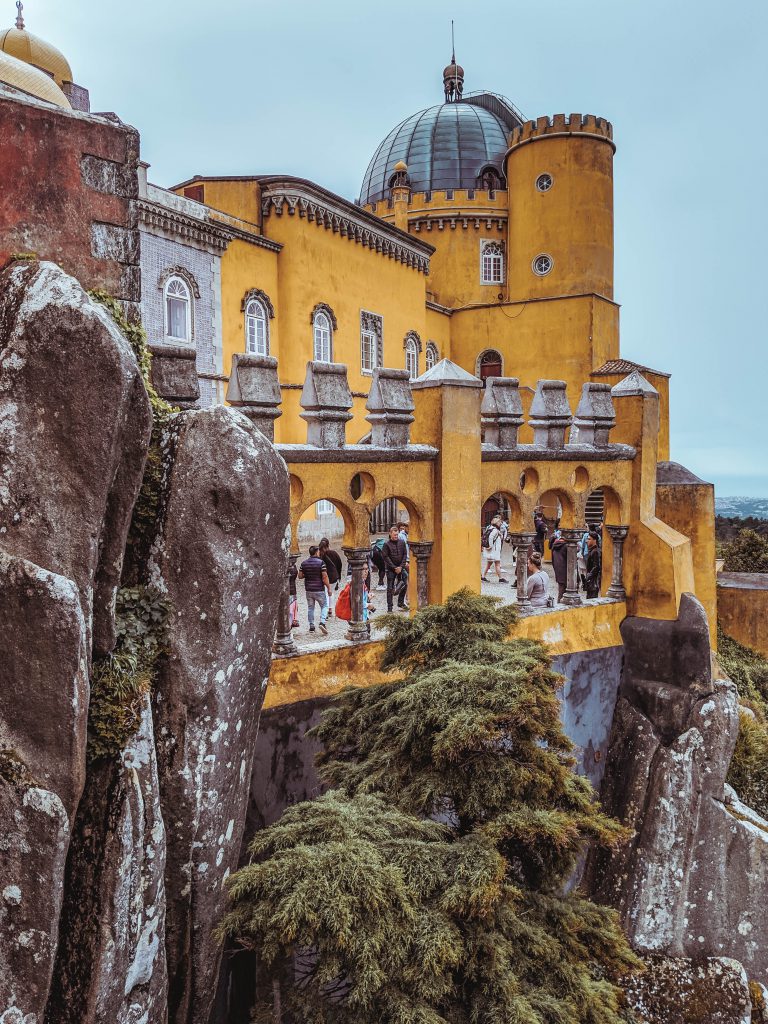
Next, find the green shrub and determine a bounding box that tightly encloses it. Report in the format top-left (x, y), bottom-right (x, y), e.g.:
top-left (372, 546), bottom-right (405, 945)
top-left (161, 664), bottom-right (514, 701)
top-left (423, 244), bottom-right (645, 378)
top-left (722, 529), bottom-right (768, 573)
top-left (720, 625), bottom-right (768, 818)
top-left (88, 586), bottom-right (169, 761)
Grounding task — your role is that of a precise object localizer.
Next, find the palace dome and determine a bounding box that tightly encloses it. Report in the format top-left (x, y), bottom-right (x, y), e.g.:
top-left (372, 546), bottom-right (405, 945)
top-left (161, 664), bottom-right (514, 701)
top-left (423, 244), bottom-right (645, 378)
top-left (359, 93), bottom-right (524, 206)
top-left (0, 47), bottom-right (70, 107)
top-left (0, 25), bottom-right (72, 88)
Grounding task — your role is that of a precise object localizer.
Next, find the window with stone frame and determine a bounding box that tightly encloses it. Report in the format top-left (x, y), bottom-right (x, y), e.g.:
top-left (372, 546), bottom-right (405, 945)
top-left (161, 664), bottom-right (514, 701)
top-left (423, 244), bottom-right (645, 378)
top-left (360, 310), bottom-right (383, 375)
top-left (425, 341), bottom-right (439, 372)
top-left (405, 337), bottom-right (419, 380)
top-left (481, 241), bottom-right (504, 285)
top-left (164, 275), bottom-right (192, 342)
top-left (245, 298), bottom-right (269, 356)
top-left (313, 310), bottom-right (333, 362)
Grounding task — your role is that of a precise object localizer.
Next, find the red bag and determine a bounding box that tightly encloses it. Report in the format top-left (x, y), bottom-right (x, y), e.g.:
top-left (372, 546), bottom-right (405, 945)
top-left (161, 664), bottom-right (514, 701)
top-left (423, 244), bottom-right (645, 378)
top-left (335, 582), bottom-right (352, 621)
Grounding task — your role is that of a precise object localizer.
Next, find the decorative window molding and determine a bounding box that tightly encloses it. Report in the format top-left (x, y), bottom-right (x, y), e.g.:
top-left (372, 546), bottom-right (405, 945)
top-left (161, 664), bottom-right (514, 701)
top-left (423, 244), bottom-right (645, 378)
top-left (158, 265), bottom-right (200, 299)
top-left (313, 308), bottom-right (333, 362)
top-left (310, 302), bottom-right (337, 331)
top-left (532, 253), bottom-right (554, 276)
top-left (163, 274), bottom-right (193, 343)
top-left (480, 240), bottom-right (505, 285)
top-left (360, 310), bottom-right (383, 376)
top-left (478, 165), bottom-right (505, 192)
top-left (425, 341), bottom-right (439, 371)
top-left (245, 298), bottom-right (269, 356)
top-left (405, 335), bottom-right (420, 380)
top-left (241, 287), bottom-right (275, 318)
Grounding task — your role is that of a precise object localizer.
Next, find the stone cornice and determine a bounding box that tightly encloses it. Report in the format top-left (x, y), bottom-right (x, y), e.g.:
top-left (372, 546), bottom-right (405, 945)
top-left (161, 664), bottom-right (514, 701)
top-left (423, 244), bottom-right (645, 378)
top-left (138, 200), bottom-right (282, 254)
top-left (411, 213), bottom-right (507, 233)
top-left (259, 176), bottom-right (433, 274)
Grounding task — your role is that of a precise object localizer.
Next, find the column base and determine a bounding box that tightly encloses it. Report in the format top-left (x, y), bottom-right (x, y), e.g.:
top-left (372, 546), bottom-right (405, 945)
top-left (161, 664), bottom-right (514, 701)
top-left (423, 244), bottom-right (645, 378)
top-left (345, 621), bottom-right (369, 643)
top-left (561, 591), bottom-right (583, 607)
top-left (273, 635), bottom-right (298, 656)
top-left (606, 584), bottom-right (626, 600)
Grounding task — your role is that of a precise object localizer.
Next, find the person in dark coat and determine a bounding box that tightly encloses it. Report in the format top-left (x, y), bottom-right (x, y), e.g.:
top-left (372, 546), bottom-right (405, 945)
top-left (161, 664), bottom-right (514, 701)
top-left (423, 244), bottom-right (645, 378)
top-left (533, 507), bottom-right (548, 555)
top-left (370, 539), bottom-right (386, 588)
top-left (584, 531), bottom-right (602, 599)
top-left (382, 525), bottom-right (409, 612)
top-left (318, 537), bottom-right (343, 617)
top-left (289, 559), bottom-right (299, 627)
top-left (549, 530), bottom-right (568, 603)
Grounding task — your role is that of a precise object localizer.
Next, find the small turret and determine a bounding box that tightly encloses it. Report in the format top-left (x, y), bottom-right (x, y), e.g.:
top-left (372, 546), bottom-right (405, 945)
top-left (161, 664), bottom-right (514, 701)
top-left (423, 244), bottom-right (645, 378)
top-left (443, 47), bottom-right (464, 102)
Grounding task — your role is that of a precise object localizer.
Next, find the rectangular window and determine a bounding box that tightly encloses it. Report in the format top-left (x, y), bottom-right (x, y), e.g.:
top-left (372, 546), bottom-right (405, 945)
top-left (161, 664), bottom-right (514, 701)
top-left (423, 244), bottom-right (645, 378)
top-left (247, 316), bottom-right (266, 355)
top-left (166, 297), bottom-right (188, 340)
top-left (481, 250), bottom-right (504, 284)
top-left (361, 330), bottom-right (377, 374)
top-left (360, 310), bottom-right (383, 376)
top-left (316, 500), bottom-right (335, 516)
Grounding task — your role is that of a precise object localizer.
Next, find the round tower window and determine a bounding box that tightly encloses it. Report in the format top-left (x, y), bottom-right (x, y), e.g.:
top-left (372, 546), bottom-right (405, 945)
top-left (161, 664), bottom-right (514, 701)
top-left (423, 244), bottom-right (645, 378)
top-left (532, 253), bottom-right (554, 276)
top-left (535, 173), bottom-right (553, 192)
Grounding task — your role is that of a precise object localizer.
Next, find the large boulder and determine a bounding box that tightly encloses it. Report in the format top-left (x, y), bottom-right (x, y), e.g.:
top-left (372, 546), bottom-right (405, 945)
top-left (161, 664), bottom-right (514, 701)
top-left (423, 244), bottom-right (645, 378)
top-left (149, 406), bottom-right (288, 1024)
top-left (624, 955), bottom-right (753, 1024)
top-left (0, 260), bottom-right (152, 657)
top-left (590, 594), bottom-right (768, 982)
top-left (46, 699), bottom-right (168, 1024)
top-left (0, 261), bottom-right (151, 1021)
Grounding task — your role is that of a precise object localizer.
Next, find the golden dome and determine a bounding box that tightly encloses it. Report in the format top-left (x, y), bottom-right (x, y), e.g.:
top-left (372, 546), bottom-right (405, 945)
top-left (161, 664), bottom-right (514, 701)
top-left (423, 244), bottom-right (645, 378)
top-left (0, 47), bottom-right (70, 107)
top-left (0, 26), bottom-right (73, 88)
top-left (393, 160), bottom-right (408, 172)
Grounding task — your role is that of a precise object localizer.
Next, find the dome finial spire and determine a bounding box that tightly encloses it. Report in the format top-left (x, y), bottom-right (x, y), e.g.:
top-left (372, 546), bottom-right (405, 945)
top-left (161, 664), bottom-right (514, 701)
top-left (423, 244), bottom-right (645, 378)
top-left (15, 0), bottom-right (24, 29)
top-left (443, 22), bottom-right (464, 103)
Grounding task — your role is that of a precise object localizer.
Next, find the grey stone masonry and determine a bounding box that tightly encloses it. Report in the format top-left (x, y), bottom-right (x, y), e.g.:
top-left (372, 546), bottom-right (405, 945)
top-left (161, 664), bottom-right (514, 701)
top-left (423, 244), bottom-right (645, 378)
top-left (365, 367), bottom-right (415, 447)
top-left (300, 362), bottom-right (353, 448)
top-left (529, 379), bottom-right (573, 448)
top-left (149, 345), bottom-right (200, 409)
top-left (572, 382), bottom-right (616, 446)
top-left (481, 377), bottom-right (524, 448)
top-left (226, 353), bottom-right (282, 441)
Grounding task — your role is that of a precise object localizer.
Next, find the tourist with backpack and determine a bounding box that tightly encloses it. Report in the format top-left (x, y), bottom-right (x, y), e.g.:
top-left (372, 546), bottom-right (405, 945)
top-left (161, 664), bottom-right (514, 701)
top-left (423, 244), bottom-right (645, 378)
top-left (318, 537), bottom-right (343, 617)
top-left (481, 515), bottom-right (507, 583)
top-left (549, 529), bottom-right (568, 603)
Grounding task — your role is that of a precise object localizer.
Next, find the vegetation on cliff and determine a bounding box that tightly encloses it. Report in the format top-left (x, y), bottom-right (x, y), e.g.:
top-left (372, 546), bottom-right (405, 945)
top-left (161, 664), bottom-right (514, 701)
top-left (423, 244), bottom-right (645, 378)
top-left (721, 528), bottom-right (768, 573)
top-left (720, 625), bottom-right (768, 817)
top-left (220, 590), bottom-right (639, 1024)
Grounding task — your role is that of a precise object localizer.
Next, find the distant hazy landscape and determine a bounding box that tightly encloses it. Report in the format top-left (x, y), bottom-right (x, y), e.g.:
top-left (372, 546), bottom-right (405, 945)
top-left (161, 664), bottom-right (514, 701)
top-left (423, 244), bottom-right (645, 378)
top-left (715, 496), bottom-right (768, 520)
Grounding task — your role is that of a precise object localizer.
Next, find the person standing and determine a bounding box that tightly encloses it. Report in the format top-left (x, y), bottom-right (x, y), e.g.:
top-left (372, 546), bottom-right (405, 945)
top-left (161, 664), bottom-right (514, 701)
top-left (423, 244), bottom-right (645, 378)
top-left (298, 545), bottom-right (330, 634)
top-left (481, 515), bottom-right (508, 583)
top-left (370, 538), bottom-right (386, 589)
top-left (526, 551), bottom-right (550, 607)
top-left (382, 524), bottom-right (409, 612)
top-left (289, 559), bottom-right (299, 628)
top-left (584, 531), bottom-right (602, 600)
top-left (318, 537), bottom-right (342, 617)
top-left (549, 530), bottom-right (568, 603)
top-left (533, 507), bottom-right (548, 555)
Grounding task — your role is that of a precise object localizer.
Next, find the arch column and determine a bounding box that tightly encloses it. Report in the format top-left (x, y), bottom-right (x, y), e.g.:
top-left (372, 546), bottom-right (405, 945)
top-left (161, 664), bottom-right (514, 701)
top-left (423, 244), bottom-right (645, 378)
top-left (409, 541), bottom-right (434, 609)
top-left (343, 546), bottom-right (370, 643)
top-left (273, 553), bottom-right (299, 656)
top-left (509, 532), bottom-right (535, 609)
top-left (560, 529), bottom-right (584, 607)
top-left (606, 525), bottom-right (630, 600)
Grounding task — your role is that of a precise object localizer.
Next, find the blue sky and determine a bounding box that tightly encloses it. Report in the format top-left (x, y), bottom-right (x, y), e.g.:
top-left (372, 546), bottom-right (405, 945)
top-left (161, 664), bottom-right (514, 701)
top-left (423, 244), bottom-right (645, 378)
top-left (26, 0), bottom-right (767, 496)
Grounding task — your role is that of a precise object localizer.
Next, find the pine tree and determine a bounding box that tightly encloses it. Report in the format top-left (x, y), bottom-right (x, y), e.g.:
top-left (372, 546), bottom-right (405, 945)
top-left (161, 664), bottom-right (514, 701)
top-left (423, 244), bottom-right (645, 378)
top-left (220, 590), bottom-right (639, 1023)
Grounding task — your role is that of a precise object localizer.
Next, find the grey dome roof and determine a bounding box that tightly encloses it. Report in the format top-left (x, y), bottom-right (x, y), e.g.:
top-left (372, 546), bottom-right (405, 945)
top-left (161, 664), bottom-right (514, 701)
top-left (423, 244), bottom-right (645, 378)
top-left (359, 96), bottom-right (520, 206)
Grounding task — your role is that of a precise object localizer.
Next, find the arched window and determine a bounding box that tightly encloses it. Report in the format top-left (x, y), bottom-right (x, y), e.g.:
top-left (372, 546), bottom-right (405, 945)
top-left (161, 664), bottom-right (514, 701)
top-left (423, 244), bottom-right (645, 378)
top-left (478, 349), bottom-right (503, 384)
top-left (405, 336), bottom-right (419, 380)
top-left (245, 298), bottom-right (269, 355)
top-left (481, 241), bottom-right (504, 285)
top-left (313, 310), bottom-right (333, 362)
top-left (164, 275), bottom-right (192, 341)
top-left (425, 342), bottom-right (439, 371)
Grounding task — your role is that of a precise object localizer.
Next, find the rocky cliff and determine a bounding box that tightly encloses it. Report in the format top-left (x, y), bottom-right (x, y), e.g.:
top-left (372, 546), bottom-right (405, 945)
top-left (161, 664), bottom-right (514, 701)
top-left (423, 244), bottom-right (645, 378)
top-left (0, 261), bottom-right (288, 1024)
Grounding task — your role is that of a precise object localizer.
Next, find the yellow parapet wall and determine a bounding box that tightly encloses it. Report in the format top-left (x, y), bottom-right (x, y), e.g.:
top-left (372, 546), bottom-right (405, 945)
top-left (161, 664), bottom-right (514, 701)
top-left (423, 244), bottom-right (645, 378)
top-left (718, 573), bottom-right (768, 658)
top-left (265, 599), bottom-right (627, 710)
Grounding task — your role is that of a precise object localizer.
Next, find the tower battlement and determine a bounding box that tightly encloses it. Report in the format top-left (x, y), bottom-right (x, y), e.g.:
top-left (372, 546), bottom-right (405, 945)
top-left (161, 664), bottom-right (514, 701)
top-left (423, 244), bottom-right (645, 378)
top-left (508, 113), bottom-right (614, 152)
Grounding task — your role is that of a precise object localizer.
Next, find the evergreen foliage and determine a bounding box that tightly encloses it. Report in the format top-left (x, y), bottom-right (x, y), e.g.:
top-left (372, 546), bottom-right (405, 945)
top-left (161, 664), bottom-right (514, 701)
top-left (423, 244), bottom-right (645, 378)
top-left (720, 625), bottom-right (768, 817)
top-left (221, 590), bottom-right (639, 1023)
top-left (721, 529), bottom-right (768, 573)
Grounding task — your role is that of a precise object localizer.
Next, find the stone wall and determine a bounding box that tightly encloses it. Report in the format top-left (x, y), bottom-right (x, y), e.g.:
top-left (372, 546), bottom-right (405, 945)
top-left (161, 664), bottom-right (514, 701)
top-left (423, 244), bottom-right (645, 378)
top-left (139, 227), bottom-right (223, 407)
top-left (0, 85), bottom-right (140, 313)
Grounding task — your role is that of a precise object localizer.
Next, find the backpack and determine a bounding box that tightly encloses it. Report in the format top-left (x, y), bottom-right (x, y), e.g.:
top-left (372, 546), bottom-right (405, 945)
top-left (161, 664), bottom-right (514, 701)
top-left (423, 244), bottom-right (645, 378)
top-left (482, 524), bottom-right (495, 550)
top-left (335, 582), bottom-right (352, 621)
